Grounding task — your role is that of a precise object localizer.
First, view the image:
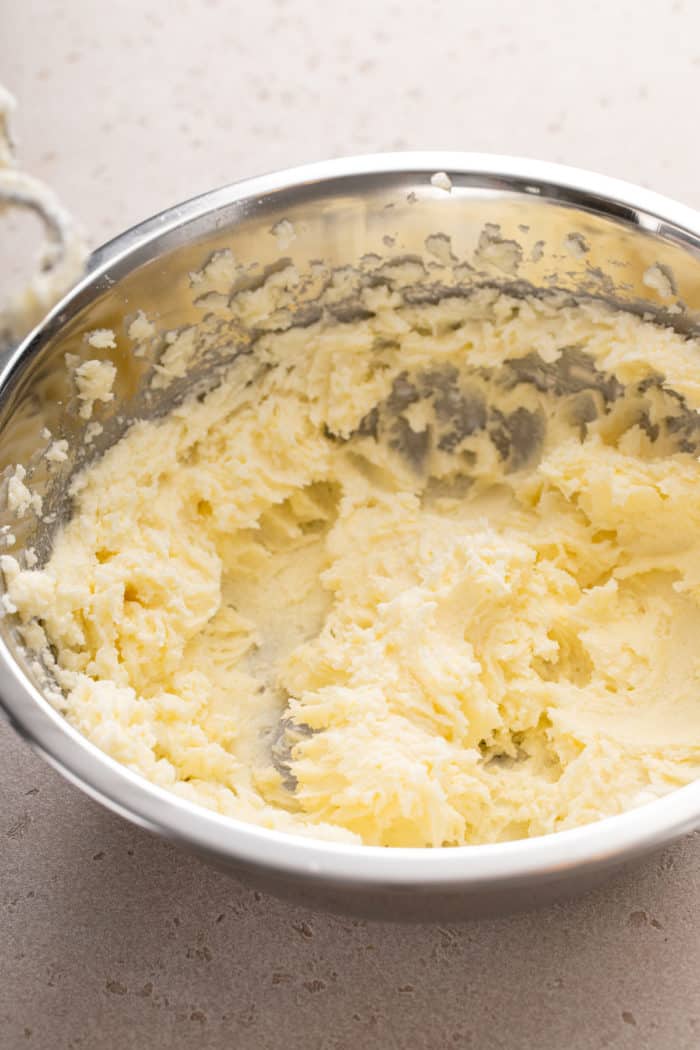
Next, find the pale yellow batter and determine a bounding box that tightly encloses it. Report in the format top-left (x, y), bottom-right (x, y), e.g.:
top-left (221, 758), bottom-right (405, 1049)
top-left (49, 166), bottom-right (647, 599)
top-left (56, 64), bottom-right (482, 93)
top-left (4, 285), bottom-right (700, 846)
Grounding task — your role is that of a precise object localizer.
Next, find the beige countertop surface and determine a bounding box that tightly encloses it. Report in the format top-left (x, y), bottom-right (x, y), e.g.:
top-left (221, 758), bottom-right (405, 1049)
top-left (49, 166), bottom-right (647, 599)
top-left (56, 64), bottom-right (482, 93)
top-left (1, 2), bottom-right (700, 1047)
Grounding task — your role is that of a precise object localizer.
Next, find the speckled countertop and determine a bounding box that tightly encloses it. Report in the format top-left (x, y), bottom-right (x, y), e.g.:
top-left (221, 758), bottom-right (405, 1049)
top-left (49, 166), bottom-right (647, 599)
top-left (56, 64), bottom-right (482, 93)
top-left (1, 2), bottom-right (700, 1047)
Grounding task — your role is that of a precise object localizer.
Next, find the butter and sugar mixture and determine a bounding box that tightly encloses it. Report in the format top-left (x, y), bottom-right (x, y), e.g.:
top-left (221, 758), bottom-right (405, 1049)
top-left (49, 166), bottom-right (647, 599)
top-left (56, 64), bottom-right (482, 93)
top-left (5, 283), bottom-right (700, 846)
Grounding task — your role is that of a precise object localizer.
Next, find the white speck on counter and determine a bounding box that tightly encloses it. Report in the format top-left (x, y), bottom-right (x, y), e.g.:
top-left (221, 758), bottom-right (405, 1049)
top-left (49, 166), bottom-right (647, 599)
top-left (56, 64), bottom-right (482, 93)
top-left (430, 171), bottom-right (452, 192)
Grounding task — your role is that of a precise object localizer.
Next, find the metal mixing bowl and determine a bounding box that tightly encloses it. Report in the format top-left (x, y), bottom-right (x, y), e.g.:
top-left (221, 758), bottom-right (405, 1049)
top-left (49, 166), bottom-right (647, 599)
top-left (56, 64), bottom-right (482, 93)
top-left (1, 153), bottom-right (699, 920)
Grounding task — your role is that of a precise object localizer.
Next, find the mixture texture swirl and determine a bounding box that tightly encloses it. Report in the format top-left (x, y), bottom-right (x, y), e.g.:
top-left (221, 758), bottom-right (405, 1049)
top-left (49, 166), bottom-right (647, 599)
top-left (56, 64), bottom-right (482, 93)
top-left (5, 286), bottom-right (700, 846)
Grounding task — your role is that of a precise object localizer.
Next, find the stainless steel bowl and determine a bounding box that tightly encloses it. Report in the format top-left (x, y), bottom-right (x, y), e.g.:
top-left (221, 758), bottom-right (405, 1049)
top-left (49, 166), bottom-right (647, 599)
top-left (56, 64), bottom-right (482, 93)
top-left (1, 153), bottom-right (700, 920)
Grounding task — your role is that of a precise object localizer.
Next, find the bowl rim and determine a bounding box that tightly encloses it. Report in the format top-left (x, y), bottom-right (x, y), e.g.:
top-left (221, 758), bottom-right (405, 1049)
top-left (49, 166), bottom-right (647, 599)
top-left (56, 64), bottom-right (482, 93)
top-left (2, 150), bottom-right (700, 889)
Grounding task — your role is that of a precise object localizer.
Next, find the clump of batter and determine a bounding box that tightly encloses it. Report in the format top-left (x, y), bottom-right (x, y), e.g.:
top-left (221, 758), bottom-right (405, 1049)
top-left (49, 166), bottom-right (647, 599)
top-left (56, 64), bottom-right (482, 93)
top-left (4, 281), bottom-right (700, 846)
